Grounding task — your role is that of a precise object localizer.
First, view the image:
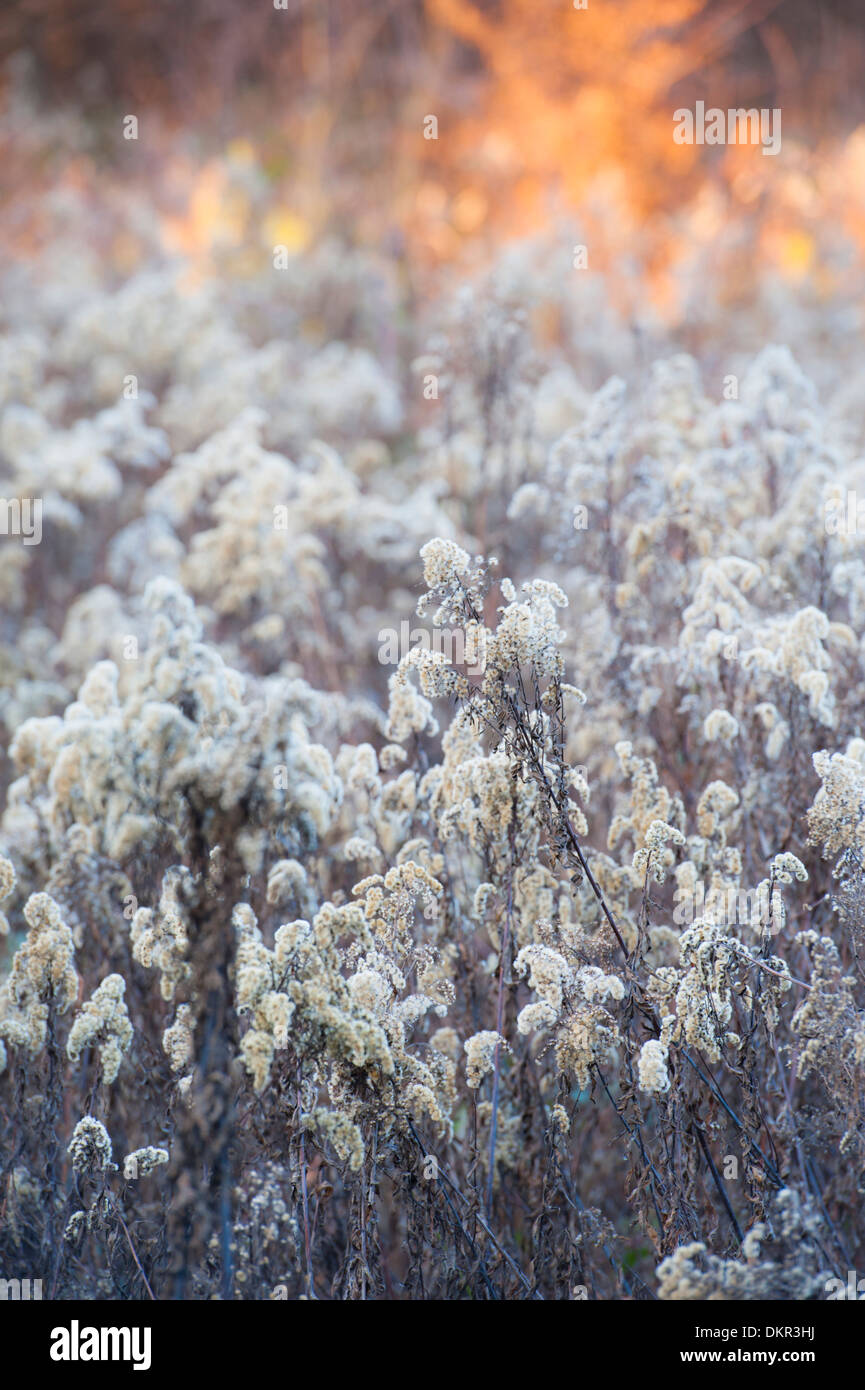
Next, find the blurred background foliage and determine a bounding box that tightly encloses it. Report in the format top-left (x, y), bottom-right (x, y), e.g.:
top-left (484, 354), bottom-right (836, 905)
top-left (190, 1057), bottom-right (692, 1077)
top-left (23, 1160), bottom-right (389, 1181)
top-left (2, 1), bottom-right (865, 317)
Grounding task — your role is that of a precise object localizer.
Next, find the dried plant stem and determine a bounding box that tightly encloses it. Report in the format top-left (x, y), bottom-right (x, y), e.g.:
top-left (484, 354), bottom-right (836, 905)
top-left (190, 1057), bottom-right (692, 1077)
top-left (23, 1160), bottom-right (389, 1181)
top-left (486, 835), bottom-right (514, 1219)
top-left (297, 1066), bottom-right (314, 1299)
top-left (109, 1194), bottom-right (157, 1301)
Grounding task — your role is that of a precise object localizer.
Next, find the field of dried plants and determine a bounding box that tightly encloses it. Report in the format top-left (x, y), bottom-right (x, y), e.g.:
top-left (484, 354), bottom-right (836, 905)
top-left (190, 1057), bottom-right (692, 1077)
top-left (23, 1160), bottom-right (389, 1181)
top-left (2, 3), bottom-right (865, 1305)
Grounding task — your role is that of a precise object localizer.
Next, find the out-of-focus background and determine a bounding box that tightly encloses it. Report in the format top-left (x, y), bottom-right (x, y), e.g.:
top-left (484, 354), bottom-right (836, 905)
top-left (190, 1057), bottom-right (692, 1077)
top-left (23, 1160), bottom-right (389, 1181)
top-left (3, 0), bottom-right (865, 324)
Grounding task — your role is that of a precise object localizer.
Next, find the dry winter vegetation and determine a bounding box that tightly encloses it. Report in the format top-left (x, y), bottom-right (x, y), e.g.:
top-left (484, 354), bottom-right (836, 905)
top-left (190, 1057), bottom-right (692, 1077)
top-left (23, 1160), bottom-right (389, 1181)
top-left (2, 236), bottom-right (865, 1302)
top-left (3, 2), bottom-right (865, 1303)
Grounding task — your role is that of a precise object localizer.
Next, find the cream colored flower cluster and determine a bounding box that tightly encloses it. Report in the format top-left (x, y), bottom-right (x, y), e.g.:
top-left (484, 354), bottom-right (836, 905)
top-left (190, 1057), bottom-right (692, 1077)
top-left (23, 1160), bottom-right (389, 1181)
top-left (514, 925), bottom-right (625, 1090)
top-left (808, 740), bottom-right (865, 858)
top-left (0, 891), bottom-right (78, 1067)
top-left (66, 973), bottom-right (133, 1084)
top-left (657, 1190), bottom-right (832, 1300)
top-left (464, 1030), bottom-right (508, 1088)
top-left (123, 1146), bottom-right (169, 1181)
top-left (2, 578), bottom-right (342, 886)
top-left (67, 1117), bottom-right (114, 1177)
top-left (228, 863), bottom-right (455, 1168)
top-left (609, 743), bottom-right (686, 888)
